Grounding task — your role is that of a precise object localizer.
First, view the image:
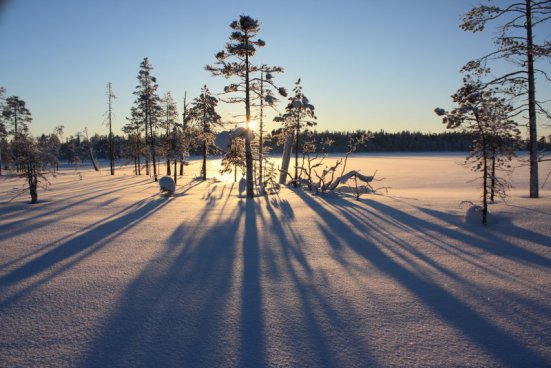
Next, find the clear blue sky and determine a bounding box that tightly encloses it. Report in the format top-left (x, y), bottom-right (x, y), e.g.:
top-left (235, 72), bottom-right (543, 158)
top-left (0, 0), bottom-right (549, 138)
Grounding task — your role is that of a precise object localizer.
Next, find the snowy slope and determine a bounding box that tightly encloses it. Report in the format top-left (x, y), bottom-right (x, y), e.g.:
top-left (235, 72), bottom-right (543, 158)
top-left (0, 154), bottom-right (550, 367)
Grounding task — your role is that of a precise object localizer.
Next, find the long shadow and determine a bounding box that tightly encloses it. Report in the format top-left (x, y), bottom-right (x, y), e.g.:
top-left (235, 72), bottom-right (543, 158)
top-left (239, 200), bottom-right (266, 368)
top-left (294, 190), bottom-right (549, 367)
top-left (324, 196), bottom-right (551, 314)
top-left (330, 198), bottom-right (551, 287)
top-left (0, 193), bottom-right (158, 272)
top-left (79, 198), bottom-right (246, 367)
top-left (82, 192), bottom-right (351, 367)
top-left (412, 205), bottom-right (551, 265)
top-left (0, 175), bottom-right (150, 219)
top-left (0, 179), bottom-right (201, 272)
top-left (0, 196), bottom-right (171, 309)
top-left (261, 196), bottom-right (378, 367)
top-left (0, 178), bottom-right (153, 241)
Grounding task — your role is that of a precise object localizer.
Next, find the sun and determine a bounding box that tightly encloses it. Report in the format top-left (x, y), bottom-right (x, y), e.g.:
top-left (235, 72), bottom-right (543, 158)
top-left (248, 120), bottom-right (256, 130)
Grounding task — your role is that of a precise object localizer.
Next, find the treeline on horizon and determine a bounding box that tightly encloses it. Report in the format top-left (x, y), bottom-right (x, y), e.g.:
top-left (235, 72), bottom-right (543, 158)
top-left (51, 129), bottom-right (550, 162)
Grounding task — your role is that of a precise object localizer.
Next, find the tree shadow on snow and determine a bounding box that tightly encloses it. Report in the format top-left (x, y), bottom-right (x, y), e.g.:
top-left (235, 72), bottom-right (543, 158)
top-left (260, 194), bottom-right (377, 366)
top-left (78, 196), bottom-right (263, 367)
top-left (0, 195), bottom-right (172, 309)
top-left (0, 177), bottom-right (153, 242)
top-left (292, 191), bottom-right (549, 368)
top-left (74, 189), bottom-right (549, 367)
top-left (78, 191), bottom-right (377, 368)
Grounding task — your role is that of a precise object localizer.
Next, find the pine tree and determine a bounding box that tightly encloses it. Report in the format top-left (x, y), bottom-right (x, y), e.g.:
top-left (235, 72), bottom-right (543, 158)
top-left (123, 106), bottom-right (144, 175)
top-left (160, 92), bottom-right (179, 176)
top-left (251, 65), bottom-right (286, 190)
top-left (274, 79), bottom-right (316, 187)
top-left (41, 125), bottom-right (64, 171)
top-left (105, 82), bottom-right (116, 175)
top-left (186, 86), bottom-right (223, 181)
top-left (2, 95), bottom-right (32, 137)
top-left (460, 1), bottom-right (551, 198)
top-left (435, 79), bottom-right (522, 224)
top-left (206, 15), bottom-right (268, 198)
top-left (180, 92), bottom-right (190, 177)
top-left (220, 133), bottom-right (246, 182)
top-left (133, 57), bottom-right (161, 181)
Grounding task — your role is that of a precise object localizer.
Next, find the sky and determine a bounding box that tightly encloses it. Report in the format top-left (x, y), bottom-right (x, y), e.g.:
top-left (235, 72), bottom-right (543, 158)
top-left (0, 0), bottom-right (550, 138)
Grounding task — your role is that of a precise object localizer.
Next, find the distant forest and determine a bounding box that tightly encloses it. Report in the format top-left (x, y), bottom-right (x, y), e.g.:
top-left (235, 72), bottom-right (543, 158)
top-left (55, 129), bottom-right (550, 162)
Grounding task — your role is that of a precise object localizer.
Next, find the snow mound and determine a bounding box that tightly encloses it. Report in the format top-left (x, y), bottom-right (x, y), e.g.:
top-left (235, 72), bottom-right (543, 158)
top-left (214, 131), bottom-right (231, 152)
top-left (159, 176), bottom-right (175, 196)
top-left (464, 204), bottom-right (499, 225)
top-left (465, 205), bottom-right (483, 224)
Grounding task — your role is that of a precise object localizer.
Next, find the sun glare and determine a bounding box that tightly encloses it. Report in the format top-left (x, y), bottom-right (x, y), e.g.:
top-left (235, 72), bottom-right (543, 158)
top-left (248, 120), bottom-right (256, 130)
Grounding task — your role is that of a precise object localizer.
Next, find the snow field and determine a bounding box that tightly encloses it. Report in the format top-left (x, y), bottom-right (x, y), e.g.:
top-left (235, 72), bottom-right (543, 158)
top-left (0, 154), bottom-right (550, 367)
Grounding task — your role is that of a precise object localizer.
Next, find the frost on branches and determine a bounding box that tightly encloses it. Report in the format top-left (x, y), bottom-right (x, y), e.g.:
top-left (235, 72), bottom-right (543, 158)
top-left (206, 15), bottom-right (287, 198)
top-left (185, 86), bottom-right (223, 181)
top-left (460, 0), bottom-right (551, 198)
top-left (435, 78), bottom-right (521, 224)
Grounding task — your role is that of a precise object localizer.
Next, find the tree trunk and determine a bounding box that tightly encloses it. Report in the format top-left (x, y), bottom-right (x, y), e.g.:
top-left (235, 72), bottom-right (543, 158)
top-left (173, 159), bottom-right (177, 185)
top-left (202, 141), bottom-right (207, 181)
top-left (475, 113), bottom-right (489, 225)
top-left (181, 93), bottom-right (188, 178)
top-left (89, 146), bottom-right (99, 171)
top-left (167, 158), bottom-right (171, 176)
top-left (30, 183), bottom-right (38, 203)
top-left (490, 154), bottom-right (496, 202)
top-left (526, 0), bottom-right (538, 198)
top-left (245, 50), bottom-right (254, 198)
top-left (109, 130), bottom-right (115, 175)
top-left (14, 108), bottom-right (18, 136)
top-left (279, 132), bottom-right (294, 184)
top-left (259, 72), bottom-right (264, 190)
top-left (144, 115), bottom-right (150, 176)
top-left (481, 129), bottom-right (488, 225)
top-left (137, 138), bottom-right (141, 175)
top-left (108, 82), bottom-right (115, 176)
top-left (294, 114), bottom-right (300, 187)
top-left (483, 156), bottom-right (488, 225)
top-left (27, 165), bottom-right (38, 204)
top-left (149, 117), bottom-right (158, 181)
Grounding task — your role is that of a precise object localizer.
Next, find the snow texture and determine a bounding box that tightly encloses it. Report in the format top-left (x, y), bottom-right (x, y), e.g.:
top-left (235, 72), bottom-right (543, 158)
top-left (0, 154), bottom-right (550, 367)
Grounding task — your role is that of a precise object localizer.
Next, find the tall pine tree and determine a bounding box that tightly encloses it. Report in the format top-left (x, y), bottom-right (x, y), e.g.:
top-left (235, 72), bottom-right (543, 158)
top-left (3, 95), bottom-right (32, 137)
top-left (206, 15), bottom-right (267, 198)
top-left (133, 58), bottom-right (161, 181)
top-left (160, 91), bottom-right (179, 176)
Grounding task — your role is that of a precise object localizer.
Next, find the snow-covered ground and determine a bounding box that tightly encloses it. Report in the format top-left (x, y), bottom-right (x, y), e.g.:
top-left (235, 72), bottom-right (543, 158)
top-left (1, 153), bottom-right (550, 367)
